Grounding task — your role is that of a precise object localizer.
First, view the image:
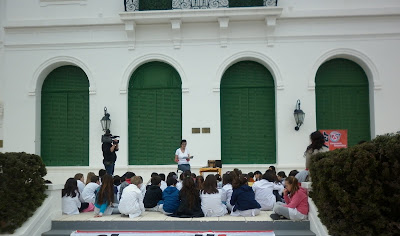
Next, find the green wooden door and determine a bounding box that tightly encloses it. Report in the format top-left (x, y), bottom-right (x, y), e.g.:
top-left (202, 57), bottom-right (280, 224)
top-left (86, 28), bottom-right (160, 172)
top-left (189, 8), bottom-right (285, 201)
top-left (41, 66), bottom-right (89, 166)
top-left (128, 62), bottom-right (182, 165)
top-left (316, 59), bottom-right (371, 146)
top-left (221, 61), bottom-right (276, 164)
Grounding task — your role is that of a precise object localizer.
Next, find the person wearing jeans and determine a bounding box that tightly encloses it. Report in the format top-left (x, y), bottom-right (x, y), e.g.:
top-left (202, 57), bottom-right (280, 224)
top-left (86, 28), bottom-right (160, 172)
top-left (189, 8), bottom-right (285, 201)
top-left (175, 139), bottom-right (191, 172)
top-left (101, 130), bottom-right (118, 176)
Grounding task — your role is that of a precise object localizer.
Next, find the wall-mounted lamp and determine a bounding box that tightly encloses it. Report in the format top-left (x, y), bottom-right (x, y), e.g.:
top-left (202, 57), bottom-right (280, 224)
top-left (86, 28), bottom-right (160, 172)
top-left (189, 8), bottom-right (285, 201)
top-left (100, 107), bottom-right (111, 132)
top-left (294, 99), bottom-right (305, 131)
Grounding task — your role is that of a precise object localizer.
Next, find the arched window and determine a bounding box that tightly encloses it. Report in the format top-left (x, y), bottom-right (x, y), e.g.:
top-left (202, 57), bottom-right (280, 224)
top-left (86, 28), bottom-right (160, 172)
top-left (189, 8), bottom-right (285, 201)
top-left (221, 61), bottom-right (276, 164)
top-left (316, 58), bottom-right (371, 146)
top-left (41, 65), bottom-right (89, 166)
top-left (128, 62), bottom-right (182, 165)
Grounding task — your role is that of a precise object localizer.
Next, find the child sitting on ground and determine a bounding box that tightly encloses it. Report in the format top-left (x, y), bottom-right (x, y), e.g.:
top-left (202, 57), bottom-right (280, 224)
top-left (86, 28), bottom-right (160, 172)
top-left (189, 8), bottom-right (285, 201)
top-left (82, 175), bottom-right (100, 204)
top-left (159, 177), bottom-right (180, 215)
top-left (230, 169), bottom-right (261, 217)
top-left (221, 173), bottom-right (233, 212)
top-left (252, 170), bottom-right (282, 211)
top-left (200, 174), bottom-right (227, 217)
top-left (277, 171), bottom-right (287, 186)
top-left (144, 175), bottom-right (163, 211)
top-left (271, 176), bottom-right (309, 221)
top-left (119, 172), bottom-right (135, 200)
top-left (118, 176), bottom-right (145, 218)
top-left (62, 178), bottom-right (81, 215)
top-left (74, 173), bottom-right (85, 202)
top-left (173, 175), bottom-right (204, 218)
top-left (94, 174), bottom-right (118, 217)
top-left (159, 173), bottom-right (167, 191)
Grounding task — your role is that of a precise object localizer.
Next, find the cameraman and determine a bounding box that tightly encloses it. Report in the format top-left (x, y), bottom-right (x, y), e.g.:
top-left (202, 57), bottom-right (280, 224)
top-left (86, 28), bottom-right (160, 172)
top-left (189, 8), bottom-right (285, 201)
top-left (102, 130), bottom-right (119, 176)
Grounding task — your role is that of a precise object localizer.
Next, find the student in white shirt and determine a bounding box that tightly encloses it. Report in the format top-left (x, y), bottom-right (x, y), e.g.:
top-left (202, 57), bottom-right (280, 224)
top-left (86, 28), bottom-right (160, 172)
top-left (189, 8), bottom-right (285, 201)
top-left (176, 173), bottom-right (184, 190)
top-left (159, 173), bottom-right (168, 191)
top-left (118, 176), bottom-right (145, 218)
top-left (221, 173), bottom-right (234, 212)
top-left (252, 170), bottom-right (282, 211)
top-left (74, 173), bottom-right (86, 202)
top-left (200, 174), bottom-right (228, 217)
top-left (174, 139), bottom-right (191, 172)
top-left (62, 178), bottom-right (81, 215)
top-left (82, 175), bottom-right (100, 204)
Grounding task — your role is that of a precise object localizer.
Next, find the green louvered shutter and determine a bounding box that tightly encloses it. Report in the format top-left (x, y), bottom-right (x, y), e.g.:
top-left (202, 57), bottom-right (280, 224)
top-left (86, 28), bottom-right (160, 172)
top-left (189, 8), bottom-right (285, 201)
top-left (316, 59), bottom-right (371, 146)
top-left (221, 61), bottom-right (276, 164)
top-left (128, 62), bottom-right (182, 165)
top-left (41, 66), bottom-right (89, 166)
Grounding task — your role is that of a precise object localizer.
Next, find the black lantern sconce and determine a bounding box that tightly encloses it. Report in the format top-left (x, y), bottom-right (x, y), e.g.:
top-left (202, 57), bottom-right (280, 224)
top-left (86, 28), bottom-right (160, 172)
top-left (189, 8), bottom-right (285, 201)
top-left (294, 100), bottom-right (305, 131)
top-left (100, 107), bottom-right (111, 132)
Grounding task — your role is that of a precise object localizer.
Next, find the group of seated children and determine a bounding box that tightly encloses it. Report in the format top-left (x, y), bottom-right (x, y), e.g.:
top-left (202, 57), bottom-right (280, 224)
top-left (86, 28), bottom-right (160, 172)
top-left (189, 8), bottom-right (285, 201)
top-left (61, 167), bottom-right (309, 221)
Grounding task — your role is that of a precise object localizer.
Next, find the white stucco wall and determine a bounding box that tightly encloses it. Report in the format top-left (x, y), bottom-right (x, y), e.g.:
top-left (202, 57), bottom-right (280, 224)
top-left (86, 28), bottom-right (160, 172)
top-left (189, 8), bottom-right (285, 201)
top-left (1, 0), bottom-right (400, 183)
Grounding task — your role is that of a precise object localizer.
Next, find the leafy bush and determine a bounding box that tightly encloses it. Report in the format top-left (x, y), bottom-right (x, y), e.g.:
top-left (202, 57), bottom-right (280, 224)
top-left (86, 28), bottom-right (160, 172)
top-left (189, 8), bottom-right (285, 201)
top-left (310, 133), bottom-right (400, 236)
top-left (229, 0), bottom-right (264, 7)
top-left (139, 0), bottom-right (172, 11)
top-left (0, 152), bottom-right (47, 233)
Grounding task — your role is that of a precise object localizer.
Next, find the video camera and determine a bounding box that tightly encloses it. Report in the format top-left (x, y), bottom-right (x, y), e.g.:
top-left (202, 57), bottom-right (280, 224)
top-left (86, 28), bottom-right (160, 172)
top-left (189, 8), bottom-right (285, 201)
top-left (101, 134), bottom-right (120, 144)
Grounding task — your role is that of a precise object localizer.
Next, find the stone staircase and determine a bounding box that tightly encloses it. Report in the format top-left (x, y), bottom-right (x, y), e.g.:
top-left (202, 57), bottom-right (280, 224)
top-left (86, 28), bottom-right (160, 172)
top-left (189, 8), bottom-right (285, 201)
top-left (42, 212), bottom-right (315, 236)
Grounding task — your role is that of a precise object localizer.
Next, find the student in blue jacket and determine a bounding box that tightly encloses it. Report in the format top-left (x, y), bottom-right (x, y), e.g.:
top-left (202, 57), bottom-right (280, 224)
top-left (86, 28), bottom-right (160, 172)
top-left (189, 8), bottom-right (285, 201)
top-left (230, 169), bottom-right (261, 217)
top-left (159, 177), bottom-right (180, 214)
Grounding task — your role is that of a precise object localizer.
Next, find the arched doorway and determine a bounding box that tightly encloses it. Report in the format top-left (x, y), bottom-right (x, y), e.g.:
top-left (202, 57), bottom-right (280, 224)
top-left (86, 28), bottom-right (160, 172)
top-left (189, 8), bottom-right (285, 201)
top-left (41, 65), bottom-right (89, 166)
top-left (220, 61), bottom-right (276, 164)
top-left (128, 61), bottom-right (182, 165)
top-left (316, 58), bottom-right (371, 146)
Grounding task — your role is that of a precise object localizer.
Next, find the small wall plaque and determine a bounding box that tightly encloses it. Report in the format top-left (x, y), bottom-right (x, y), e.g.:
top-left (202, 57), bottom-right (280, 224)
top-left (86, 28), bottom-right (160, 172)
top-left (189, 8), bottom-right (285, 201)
top-left (202, 128), bottom-right (211, 133)
top-left (0, 140), bottom-right (3, 148)
top-left (192, 128), bottom-right (200, 134)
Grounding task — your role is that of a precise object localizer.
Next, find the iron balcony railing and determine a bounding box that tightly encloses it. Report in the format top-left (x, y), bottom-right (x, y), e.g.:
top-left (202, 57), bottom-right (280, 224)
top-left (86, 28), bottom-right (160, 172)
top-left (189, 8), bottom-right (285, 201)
top-left (124, 0), bottom-right (278, 11)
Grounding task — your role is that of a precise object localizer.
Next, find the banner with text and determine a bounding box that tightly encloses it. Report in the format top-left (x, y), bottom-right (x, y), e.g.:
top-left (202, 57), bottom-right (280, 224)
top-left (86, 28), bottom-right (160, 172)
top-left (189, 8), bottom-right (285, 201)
top-left (320, 129), bottom-right (348, 150)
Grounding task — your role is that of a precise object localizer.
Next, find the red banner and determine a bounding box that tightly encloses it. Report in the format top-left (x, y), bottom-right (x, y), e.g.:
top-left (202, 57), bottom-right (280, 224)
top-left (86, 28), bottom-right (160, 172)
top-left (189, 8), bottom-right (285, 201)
top-left (319, 130), bottom-right (348, 150)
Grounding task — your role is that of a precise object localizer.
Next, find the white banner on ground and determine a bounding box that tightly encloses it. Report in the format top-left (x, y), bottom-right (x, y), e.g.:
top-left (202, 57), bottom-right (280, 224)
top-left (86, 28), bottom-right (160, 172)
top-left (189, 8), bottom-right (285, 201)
top-left (71, 230), bottom-right (275, 236)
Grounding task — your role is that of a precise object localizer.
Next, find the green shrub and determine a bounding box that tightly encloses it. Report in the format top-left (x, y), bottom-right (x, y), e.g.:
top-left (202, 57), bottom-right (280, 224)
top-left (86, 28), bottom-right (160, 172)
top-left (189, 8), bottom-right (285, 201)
top-left (0, 152), bottom-right (47, 233)
top-left (139, 0), bottom-right (172, 11)
top-left (229, 0), bottom-right (264, 7)
top-left (310, 133), bottom-right (400, 236)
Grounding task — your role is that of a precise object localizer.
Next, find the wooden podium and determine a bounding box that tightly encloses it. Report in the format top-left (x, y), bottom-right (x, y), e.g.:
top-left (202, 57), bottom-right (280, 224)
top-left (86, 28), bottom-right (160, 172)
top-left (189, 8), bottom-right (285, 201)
top-left (199, 167), bottom-right (222, 176)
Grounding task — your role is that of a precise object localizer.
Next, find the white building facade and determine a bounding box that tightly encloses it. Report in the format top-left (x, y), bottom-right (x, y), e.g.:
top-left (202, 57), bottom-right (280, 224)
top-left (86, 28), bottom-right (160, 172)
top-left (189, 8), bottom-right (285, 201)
top-left (0, 0), bottom-right (399, 183)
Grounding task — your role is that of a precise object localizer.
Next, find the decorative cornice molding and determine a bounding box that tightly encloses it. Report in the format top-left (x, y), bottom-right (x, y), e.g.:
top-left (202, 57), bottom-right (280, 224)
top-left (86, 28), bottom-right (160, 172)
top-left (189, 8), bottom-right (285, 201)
top-left (119, 7), bottom-right (282, 49)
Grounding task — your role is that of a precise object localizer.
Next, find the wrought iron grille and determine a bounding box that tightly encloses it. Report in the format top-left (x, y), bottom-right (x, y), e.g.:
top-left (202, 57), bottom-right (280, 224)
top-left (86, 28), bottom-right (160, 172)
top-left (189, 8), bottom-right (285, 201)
top-left (124, 0), bottom-right (277, 11)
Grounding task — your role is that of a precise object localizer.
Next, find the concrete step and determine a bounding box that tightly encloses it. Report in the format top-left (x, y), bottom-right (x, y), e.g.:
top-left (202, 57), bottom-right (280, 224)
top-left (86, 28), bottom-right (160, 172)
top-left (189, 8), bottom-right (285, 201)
top-left (43, 221), bottom-right (315, 236)
top-left (274, 230), bottom-right (316, 236)
top-left (43, 212), bottom-right (315, 236)
top-left (43, 230), bottom-right (315, 236)
top-left (42, 229), bottom-right (74, 236)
